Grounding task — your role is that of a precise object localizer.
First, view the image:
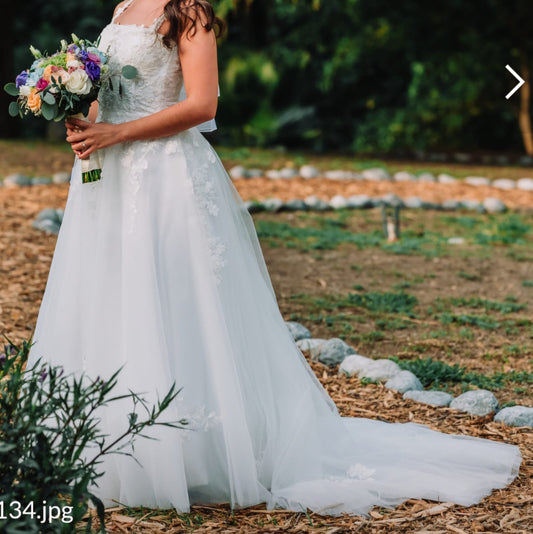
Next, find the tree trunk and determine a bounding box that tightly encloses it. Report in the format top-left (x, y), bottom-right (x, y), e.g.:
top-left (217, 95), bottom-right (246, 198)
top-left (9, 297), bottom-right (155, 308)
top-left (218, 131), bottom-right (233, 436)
top-left (519, 51), bottom-right (533, 155)
top-left (0, 0), bottom-right (16, 138)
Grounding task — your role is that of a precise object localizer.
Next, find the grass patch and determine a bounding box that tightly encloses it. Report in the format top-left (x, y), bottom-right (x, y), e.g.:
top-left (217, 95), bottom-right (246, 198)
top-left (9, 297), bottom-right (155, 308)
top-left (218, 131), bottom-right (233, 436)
top-left (390, 356), bottom-right (533, 391)
top-left (290, 291), bottom-right (418, 316)
top-left (445, 296), bottom-right (526, 314)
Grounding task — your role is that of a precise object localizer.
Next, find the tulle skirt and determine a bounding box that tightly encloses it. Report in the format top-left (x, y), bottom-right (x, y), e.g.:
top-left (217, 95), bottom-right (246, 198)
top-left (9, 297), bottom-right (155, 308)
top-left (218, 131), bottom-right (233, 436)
top-left (27, 127), bottom-right (522, 516)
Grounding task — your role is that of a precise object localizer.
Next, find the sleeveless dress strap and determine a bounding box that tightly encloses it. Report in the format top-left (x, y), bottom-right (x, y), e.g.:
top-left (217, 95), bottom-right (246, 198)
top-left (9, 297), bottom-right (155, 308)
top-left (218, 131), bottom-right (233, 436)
top-left (112, 0), bottom-right (136, 23)
top-left (151, 13), bottom-right (167, 32)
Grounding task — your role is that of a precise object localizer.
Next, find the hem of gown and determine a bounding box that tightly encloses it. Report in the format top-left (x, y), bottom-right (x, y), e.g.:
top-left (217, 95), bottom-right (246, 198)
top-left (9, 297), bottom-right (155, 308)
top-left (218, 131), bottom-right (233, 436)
top-left (88, 444), bottom-right (521, 518)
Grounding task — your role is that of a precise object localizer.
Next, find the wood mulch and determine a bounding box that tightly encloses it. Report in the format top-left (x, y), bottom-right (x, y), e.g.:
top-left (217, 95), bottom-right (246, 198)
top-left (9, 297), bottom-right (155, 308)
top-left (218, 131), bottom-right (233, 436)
top-left (0, 180), bottom-right (531, 533)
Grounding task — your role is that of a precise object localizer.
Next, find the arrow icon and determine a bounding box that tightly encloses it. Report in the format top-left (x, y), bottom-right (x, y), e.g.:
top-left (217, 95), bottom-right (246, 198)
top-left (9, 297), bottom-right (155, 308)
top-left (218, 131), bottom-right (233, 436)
top-left (505, 64), bottom-right (525, 99)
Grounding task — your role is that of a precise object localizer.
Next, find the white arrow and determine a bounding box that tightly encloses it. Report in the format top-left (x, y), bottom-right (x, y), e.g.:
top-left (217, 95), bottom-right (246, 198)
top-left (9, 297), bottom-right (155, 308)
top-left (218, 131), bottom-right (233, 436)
top-left (505, 64), bottom-right (525, 99)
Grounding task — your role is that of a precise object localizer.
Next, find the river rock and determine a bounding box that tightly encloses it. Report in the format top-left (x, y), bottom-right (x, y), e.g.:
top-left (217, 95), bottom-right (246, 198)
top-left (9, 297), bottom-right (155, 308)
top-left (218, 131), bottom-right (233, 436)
top-left (286, 321), bottom-right (312, 341)
top-left (299, 165), bottom-right (320, 179)
top-left (330, 195), bottom-right (348, 209)
top-left (263, 198), bottom-right (284, 212)
top-left (265, 169), bottom-right (282, 179)
top-left (381, 193), bottom-right (403, 207)
top-left (313, 338), bottom-right (357, 366)
top-left (4, 174), bottom-right (32, 187)
top-left (385, 370), bottom-right (423, 393)
top-left (229, 165), bottom-right (249, 179)
top-left (338, 354), bottom-right (375, 377)
top-left (441, 199), bottom-right (460, 210)
top-left (52, 172), bottom-right (71, 184)
top-left (449, 389), bottom-right (499, 416)
top-left (284, 199), bottom-right (307, 211)
top-left (492, 178), bottom-right (516, 190)
top-left (404, 196), bottom-right (423, 209)
top-left (279, 167), bottom-right (298, 179)
top-left (248, 168), bottom-right (264, 178)
top-left (347, 195), bottom-right (373, 209)
top-left (403, 390), bottom-right (454, 406)
top-left (296, 338), bottom-right (327, 354)
top-left (52, 172), bottom-right (70, 184)
top-left (393, 171), bottom-right (416, 182)
top-left (35, 208), bottom-right (61, 223)
top-left (361, 168), bottom-right (391, 181)
top-left (483, 197), bottom-right (506, 213)
top-left (32, 211), bottom-right (62, 234)
top-left (304, 195), bottom-right (330, 211)
top-left (465, 176), bottom-right (491, 186)
top-left (31, 176), bottom-right (52, 185)
top-left (438, 173), bottom-right (457, 184)
top-left (324, 170), bottom-right (352, 180)
top-left (517, 178), bottom-right (533, 191)
top-left (32, 220), bottom-right (61, 234)
top-left (494, 405), bottom-right (533, 428)
top-left (357, 359), bottom-right (401, 381)
top-left (460, 199), bottom-right (484, 211)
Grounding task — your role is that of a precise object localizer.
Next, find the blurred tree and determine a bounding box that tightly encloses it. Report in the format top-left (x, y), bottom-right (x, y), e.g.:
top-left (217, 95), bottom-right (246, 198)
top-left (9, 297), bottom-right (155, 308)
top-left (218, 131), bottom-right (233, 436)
top-left (4, 0), bottom-right (533, 154)
top-left (0, 0), bottom-right (16, 137)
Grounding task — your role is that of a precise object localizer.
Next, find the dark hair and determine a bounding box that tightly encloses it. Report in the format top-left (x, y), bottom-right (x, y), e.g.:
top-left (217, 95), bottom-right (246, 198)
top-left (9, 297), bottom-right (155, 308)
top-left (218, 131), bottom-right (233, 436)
top-left (162, 0), bottom-right (225, 49)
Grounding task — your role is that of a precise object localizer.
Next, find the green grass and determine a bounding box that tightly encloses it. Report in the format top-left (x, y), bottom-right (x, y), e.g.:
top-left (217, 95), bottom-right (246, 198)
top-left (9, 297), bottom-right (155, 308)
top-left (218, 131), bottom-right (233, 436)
top-left (389, 356), bottom-right (533, 391)
top-left (440, 296), bottom-right (527, 314)
top-left (255, 211), bottom-right (533, 261)
top-left (290, 291), bottom-right (418, 316)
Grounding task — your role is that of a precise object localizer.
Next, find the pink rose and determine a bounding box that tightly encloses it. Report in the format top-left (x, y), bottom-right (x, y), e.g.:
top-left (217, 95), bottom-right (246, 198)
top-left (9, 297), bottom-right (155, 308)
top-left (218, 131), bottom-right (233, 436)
top-left (36, 78), bottom-right (49, 90)
top-left (87, 53), bottom-right (101, 64)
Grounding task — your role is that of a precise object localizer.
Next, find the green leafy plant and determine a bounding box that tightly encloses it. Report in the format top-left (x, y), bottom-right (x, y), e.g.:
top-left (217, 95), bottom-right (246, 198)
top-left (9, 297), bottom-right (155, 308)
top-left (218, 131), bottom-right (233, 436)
top-left (0, 338), bottom-right (187, 534)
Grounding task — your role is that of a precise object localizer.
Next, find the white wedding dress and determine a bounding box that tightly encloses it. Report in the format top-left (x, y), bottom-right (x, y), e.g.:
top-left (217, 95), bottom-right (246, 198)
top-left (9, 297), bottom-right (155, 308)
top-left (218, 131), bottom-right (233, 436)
top-left (26, 6), bottom-right (522, 518)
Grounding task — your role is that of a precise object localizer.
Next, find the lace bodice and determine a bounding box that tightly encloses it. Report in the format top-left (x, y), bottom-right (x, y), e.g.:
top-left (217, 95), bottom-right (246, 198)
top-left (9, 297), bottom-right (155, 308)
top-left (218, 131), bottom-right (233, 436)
top-left (96, 17), bottom-right (182, 123)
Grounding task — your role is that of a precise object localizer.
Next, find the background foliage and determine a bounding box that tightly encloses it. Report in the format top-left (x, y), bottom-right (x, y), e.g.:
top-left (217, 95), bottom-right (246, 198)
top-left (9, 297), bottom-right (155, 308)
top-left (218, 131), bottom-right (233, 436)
top-left (3, 0), bottom-right (533, 154)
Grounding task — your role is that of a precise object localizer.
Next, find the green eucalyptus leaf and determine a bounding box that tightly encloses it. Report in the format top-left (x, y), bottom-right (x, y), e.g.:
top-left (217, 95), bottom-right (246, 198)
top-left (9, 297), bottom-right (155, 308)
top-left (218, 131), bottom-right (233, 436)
top-left (121, 65), bottom-right (138, 80)
top-left (43, 92), bottom-right (56, 105)
top-left (41, 102), bottom-right (58, 120)
top-left (4, 83), bottom-right (19, 97)
top-left (8, 102), bottom-right (20, 117)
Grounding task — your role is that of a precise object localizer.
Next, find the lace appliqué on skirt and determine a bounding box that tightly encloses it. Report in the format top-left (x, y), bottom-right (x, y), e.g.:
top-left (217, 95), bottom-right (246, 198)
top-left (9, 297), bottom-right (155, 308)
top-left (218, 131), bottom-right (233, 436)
top-left (177, 134), bottom-right (227, 285)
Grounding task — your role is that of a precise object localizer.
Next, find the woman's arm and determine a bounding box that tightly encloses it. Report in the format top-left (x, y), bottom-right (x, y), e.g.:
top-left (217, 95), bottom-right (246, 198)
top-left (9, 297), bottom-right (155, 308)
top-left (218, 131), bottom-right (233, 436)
top-left (66, 9), bottom-right (218, 159)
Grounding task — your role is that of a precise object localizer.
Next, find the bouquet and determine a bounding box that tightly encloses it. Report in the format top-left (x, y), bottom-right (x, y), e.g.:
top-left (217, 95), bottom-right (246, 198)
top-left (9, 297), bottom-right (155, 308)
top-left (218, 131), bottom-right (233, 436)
top-left (4, 34), bottom-right (136, 184)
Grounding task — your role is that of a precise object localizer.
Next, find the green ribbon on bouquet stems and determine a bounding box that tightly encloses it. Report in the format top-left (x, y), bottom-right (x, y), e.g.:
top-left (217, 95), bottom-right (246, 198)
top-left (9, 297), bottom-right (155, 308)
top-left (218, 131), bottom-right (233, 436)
top-left (70, 112), bottom-right (102, 184)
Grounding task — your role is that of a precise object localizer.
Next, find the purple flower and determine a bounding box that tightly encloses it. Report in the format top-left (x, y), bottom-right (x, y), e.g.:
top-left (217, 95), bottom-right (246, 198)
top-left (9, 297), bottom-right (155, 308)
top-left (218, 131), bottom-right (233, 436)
top-left (77, 49), bottom-right (88, 62)
top-left (68, 44), bottom-right (80, 54)
top-left (0, 353), bottom-right (5, 368)
top-left (85, 61), bottom-right (101, 81)
top-left (39, 368), bottom-right (48, 382)
top-left (16, 70), bottom-right (28, 88)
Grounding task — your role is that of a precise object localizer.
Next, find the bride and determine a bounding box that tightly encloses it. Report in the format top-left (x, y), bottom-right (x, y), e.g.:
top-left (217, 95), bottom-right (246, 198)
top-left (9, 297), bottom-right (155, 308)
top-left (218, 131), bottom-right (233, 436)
top-left (26, 0), bottom-right (522, 517)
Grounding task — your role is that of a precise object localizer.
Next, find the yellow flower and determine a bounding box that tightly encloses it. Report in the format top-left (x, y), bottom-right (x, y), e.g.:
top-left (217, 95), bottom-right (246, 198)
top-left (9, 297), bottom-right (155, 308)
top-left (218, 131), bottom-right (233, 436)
top-left (27, 88), bottom-right (42, 113)
top-left (66, 53), bottom-right (76, 63)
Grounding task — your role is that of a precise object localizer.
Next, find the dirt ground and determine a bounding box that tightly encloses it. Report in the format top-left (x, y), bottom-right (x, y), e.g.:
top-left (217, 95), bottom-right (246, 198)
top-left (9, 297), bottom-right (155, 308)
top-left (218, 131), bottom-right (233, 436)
top-left (1, 176), bottom-right (532, 532)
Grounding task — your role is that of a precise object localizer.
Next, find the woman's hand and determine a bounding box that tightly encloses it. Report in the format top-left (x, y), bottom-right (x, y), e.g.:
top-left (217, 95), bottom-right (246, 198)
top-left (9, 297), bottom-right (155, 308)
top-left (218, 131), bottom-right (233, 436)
top-left (65, 118), bottom-right (122, 160)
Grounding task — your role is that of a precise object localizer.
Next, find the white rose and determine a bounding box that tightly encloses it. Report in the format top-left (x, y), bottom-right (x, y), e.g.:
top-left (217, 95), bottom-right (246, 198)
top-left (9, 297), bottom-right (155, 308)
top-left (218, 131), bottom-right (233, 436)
top-left (66, 59), bottom-right (83, 69)
top-left (19, 85), bottom-right (31, 97)
top-left (66, 69), bottom-right (92, 95)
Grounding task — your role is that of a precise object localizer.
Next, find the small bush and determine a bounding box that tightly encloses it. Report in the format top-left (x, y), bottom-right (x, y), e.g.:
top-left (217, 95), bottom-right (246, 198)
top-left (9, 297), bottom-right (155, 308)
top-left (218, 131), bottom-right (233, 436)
top-left (0, 338), bottom-right (187, 533)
